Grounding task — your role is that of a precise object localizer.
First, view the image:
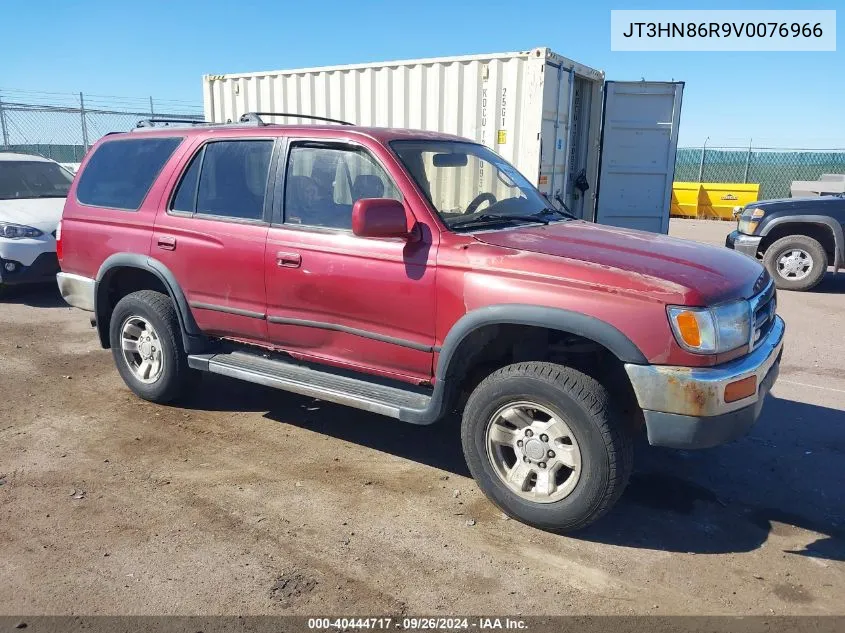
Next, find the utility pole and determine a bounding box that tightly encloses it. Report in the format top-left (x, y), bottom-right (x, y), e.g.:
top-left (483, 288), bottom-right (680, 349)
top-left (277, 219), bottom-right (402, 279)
top-left (697, 137), bottom-right (709, 182)
top-left (0, 93), bottom-right (9, 148)
top-left (743, 138), bottom-right (753, 184)
top-left (80, 92), bottom-right (90, 151)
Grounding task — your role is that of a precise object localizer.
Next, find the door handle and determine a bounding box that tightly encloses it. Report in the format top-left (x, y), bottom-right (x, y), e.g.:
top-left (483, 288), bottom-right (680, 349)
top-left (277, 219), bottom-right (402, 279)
top-left (276, 251), bottom-right (301, 268)
top-left (157, 235), bottom-right (176, 251)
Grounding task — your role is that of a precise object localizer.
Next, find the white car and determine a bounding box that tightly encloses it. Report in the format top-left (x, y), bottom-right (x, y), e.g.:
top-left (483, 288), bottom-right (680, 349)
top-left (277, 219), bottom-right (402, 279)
top-left (0, 152), bottom-right (73, 291)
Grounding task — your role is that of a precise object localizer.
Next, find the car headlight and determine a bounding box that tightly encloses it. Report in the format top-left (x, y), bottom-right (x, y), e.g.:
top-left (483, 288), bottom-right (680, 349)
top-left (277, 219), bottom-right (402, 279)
top-left (0, 222), bottom-right (44, 239)
top-left (667, 300), bottom-right (751, 354)
top-left (738, 207), bottom-right (765, 234)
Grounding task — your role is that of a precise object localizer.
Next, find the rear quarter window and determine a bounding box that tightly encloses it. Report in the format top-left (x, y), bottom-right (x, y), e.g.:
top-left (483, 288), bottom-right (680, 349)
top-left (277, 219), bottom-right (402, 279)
top-left (76, 137), bottom-right (182, 210)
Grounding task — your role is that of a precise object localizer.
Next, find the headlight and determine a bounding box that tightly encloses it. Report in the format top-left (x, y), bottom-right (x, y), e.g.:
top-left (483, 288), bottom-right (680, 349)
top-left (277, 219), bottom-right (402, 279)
top-left (738, 207), bottom-right (765, 234)
top-left (667, 300), bottom-right (751, 354)
top-left (0, 222), bottom-right (43, 239)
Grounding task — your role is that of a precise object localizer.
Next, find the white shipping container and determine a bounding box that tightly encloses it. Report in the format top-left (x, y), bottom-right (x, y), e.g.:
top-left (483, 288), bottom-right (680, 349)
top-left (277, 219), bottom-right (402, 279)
top-left (204, 47), bottom-right (683, 233)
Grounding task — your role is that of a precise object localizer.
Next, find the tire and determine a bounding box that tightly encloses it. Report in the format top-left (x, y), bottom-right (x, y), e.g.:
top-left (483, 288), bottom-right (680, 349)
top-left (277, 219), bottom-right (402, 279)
top-left (763, 234), bottom-right (827, 292)
top-left (109, 290), bottom-right (194, 403)
top-left (461, 361), bottom-right (633, 533)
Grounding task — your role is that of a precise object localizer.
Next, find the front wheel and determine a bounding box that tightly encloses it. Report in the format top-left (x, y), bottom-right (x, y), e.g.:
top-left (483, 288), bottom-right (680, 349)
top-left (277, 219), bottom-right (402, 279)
top-left (763, 234), bottom-right (827, 291)
top-left (461, 362), bottom-right (633, 533)
top-left (109, 290), bottom-right (195, 403)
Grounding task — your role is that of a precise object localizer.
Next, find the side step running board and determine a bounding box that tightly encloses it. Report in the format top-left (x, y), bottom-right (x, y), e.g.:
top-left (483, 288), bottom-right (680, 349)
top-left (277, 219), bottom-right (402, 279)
top-left (188, 350), bottom-right (444, 424)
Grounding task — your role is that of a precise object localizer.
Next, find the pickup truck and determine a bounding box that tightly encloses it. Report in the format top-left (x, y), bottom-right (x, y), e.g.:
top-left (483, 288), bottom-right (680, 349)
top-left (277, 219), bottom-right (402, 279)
top-left (56, 115), bottom-right (784, 532)
top-left (727, 193), bottom-right (845, 291)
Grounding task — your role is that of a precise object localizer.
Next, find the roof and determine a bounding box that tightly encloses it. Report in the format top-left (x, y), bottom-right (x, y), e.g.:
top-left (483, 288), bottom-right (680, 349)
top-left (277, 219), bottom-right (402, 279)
top-left (0, 151), bottom-right (55, 163)
top-left (122, 122), bottom-right (473, 144)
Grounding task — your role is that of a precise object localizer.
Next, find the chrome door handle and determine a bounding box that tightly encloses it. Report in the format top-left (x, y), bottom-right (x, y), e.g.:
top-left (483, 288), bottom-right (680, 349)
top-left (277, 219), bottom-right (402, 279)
top-left (157, 235), bottom-right (176, 250)
top-left (276, 251), bottom-right (301, 268)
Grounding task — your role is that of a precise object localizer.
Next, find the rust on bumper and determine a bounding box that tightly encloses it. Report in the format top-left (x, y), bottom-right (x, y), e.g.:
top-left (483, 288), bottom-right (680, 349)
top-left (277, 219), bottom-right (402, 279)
top-left (624, 316), bottom-right (785, 418)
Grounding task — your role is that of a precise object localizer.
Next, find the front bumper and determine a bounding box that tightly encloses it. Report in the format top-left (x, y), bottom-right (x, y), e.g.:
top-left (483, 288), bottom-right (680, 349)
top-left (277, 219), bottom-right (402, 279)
top-left (624, 316), bottom-right (785, 449)
top-left (0, 251), bottom-right (60, 286)
top-left (726, 230), bottom-right (762, 258)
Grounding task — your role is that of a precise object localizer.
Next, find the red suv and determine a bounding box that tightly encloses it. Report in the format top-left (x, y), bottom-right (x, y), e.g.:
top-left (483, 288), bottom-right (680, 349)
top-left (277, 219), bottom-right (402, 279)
top-left (56, 115), bottom-right (784, 532)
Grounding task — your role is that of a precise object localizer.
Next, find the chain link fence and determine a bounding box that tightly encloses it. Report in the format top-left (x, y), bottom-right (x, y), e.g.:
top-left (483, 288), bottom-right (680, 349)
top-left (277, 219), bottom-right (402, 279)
top-left (3, 91), bottom-right (844, 202)
top-left (0, 90), bottom-right (203, 166)
top-left (675, 146), bottom-right (845, 200)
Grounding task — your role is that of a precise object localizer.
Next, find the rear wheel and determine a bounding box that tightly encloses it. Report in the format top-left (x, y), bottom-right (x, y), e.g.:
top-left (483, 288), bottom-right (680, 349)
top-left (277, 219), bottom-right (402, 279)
top-left (109, 290), bottom-right (194, 403)
top-left (763, 234), bottom-right (827, 291)
top-left (461, 362), bottom-right (633, 533)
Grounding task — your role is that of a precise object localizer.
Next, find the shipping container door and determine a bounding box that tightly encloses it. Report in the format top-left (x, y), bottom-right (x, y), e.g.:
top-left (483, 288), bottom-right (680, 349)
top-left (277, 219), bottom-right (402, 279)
top-left (595, 81), bottom-right (684, 233)
top-left (536, 64), bottom-right (573, 200)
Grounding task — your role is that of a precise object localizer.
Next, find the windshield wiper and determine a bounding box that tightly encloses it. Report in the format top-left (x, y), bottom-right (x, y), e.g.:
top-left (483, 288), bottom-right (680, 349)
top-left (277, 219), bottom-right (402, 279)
top-left (535, 206), bottom-right (575, 221)
top-left (540, 193), bottom-right (578, 220)
top-left (450, 212), bottom-right (549, 229)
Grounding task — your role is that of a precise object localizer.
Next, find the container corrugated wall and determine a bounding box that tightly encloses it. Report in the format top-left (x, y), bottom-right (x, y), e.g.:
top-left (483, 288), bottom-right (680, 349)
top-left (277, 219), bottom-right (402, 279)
top-left (204, 48), bottom-right (604, 218)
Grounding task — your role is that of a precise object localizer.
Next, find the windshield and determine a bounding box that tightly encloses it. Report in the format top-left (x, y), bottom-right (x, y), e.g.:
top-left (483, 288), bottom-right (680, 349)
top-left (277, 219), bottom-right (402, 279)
top-left (0, 160), bottom-right (73, 200)
top-left (391, 141), bottom-right (557, 230)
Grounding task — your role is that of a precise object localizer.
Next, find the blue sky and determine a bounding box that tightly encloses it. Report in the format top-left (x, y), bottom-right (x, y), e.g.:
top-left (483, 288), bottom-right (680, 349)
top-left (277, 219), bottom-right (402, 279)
top-left (2, 0), bottom-right (842, 148)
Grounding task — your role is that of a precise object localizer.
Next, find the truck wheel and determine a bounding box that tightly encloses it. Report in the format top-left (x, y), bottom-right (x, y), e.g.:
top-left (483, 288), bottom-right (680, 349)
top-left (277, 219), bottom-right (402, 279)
top-left (109, 290), bottom-right (194, 404)
top-left (461, 362), bottom-right (633, 533)
top-left (763, 235), bottom-right (827, 291)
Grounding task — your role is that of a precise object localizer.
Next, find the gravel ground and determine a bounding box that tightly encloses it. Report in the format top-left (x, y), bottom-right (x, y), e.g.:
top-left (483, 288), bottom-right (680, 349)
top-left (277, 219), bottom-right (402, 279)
top-left (1, 218), bottom-right (843, 615)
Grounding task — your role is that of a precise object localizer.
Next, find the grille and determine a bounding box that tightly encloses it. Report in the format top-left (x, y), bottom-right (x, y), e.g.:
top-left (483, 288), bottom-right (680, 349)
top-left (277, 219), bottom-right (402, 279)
top-left (750, 281), bottom-right (776, 348)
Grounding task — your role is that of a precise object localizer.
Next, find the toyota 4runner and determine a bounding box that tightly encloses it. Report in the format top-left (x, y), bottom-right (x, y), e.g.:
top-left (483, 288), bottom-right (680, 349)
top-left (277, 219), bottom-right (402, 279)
top-left (57, 115), bottom-right (784, 532)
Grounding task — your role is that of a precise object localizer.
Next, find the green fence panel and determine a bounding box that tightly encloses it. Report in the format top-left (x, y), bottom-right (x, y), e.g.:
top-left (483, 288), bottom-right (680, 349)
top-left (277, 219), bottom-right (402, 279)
top-left (4, 144), bottom-right (87, 163)
top-left (675, 148), bottom-right (845, 200)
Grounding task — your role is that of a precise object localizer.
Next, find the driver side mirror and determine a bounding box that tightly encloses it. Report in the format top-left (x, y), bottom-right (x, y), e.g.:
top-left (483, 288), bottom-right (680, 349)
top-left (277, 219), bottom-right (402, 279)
top-left (352, 198), bottom-right (412, 239)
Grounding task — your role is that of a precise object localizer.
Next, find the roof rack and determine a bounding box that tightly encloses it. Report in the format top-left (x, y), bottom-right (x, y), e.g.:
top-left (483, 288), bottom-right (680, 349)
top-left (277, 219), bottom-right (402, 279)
top-left (240, 112), bottom-right (353, 126)
top-left (135, 117), bottom-right (210, 129)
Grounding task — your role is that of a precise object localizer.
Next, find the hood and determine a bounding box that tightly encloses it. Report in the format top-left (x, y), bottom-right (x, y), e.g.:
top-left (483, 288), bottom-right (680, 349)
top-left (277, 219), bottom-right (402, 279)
top-left (747, 195), bottom-right (845, 213)
top-left (0, 197), bottom-right (66, 234)
top-left (472, 220), bottom-right (766, 305)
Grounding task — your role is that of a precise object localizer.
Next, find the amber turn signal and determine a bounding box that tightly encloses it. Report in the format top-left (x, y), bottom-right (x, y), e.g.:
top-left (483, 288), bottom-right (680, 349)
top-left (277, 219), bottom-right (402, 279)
top-left (674, 310), bottom-right (701, 348)
top-left (724, 376), bottom-right (757, 403)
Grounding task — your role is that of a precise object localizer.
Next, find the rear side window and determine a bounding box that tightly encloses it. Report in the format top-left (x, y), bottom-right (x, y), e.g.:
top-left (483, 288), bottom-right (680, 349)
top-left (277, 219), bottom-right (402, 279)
top-left (171, 152), bottom-right (201, 213)
top-left (170, 140), bottom-right (273, 221)
top-left (76, 138), bottom-right (182, 210)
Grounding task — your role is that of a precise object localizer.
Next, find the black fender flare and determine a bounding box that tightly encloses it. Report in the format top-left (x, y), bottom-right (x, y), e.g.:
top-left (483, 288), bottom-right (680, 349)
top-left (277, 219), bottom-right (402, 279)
top-left (399, 305), bottom-right (649, 425)
top-left (435, 304), bottom-right (648, 379)
top-left (759, 215), bottom-right (844, 269)
top-left (94, 253), bottom-right (203, 351)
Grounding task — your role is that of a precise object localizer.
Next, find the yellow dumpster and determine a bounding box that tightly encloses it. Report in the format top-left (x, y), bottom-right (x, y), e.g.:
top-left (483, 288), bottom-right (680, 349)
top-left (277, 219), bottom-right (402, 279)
top-left (698, 183), bottom-right (760, 220)
top-left (671, 182), bottom-right (760, 220)
top-left (671, 182), bottom-right (701, 218)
